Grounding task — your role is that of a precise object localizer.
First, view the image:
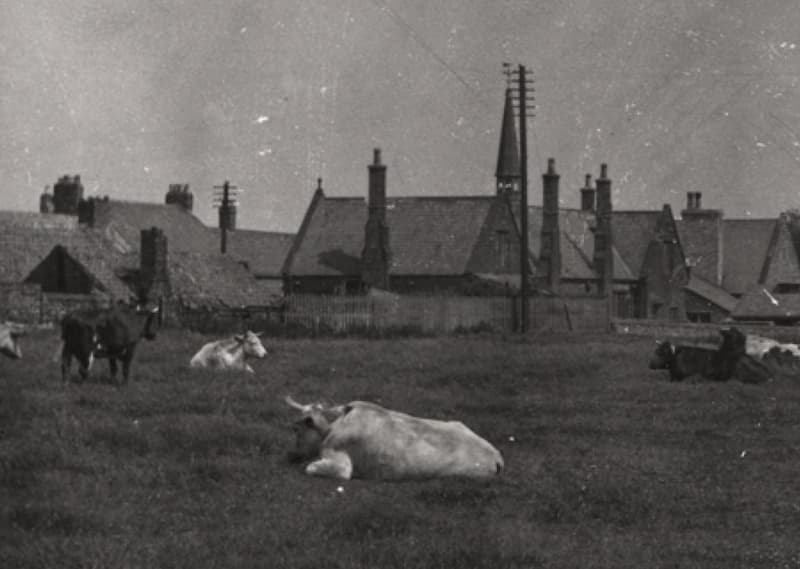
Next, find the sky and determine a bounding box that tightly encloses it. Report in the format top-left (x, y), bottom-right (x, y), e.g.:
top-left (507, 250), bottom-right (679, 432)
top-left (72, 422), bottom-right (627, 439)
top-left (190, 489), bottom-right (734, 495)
top-left (2, 0), bottom-right (800, 232)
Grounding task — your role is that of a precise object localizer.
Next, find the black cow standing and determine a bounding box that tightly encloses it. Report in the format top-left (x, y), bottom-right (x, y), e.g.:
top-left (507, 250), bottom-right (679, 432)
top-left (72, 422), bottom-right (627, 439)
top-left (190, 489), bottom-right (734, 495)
top-left (60, 302), bottom-right (159, 384)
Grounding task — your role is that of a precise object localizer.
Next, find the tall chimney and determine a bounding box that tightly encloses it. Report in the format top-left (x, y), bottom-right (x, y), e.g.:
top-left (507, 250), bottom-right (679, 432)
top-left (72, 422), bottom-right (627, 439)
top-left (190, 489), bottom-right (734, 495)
top-left (540, 158), bottom-right (561, 292)
top-left (593, 163), bottom-right (614, 296)
top-left (681, 191), bottom-right (723, 286)
top-left (140, 227), bottom-right (170, 301)
top-left (361, 148), bottom-right (391, 291)
top-left (580, 174), bottom-right (595, 211)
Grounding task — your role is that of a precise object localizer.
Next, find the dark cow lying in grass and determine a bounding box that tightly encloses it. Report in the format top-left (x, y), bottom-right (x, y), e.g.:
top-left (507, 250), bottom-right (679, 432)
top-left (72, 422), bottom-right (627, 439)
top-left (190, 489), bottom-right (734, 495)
top-left (285, 395), bottom-right (504, 481)
top-left (649, 328), bottom-right (772, 384)
top-left (648, 341), bottom-right (719, 382)
top-left (60, 302), bottom-right (159, 384)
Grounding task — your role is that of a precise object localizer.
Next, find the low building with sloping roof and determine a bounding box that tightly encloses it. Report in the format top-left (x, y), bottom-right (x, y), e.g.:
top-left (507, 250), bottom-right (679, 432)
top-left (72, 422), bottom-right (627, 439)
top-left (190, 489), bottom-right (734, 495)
top-left (677, 193), bottom-right (800, 322)
top-left (684, 274), bottom-right (739, 322)
top-left (283, 152), bottom-right (521, 296)
top-left (1, 178), bottom-right (286, 322)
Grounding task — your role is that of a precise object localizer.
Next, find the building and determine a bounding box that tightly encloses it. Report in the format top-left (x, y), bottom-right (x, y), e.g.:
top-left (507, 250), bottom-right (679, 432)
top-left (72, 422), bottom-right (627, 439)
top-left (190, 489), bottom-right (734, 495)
top-left (0, 177), bottom-right (288, 322)
top-left (677, 193), bottom-right (800, 323)
top-left (283, 150), bottom-right (522, 295)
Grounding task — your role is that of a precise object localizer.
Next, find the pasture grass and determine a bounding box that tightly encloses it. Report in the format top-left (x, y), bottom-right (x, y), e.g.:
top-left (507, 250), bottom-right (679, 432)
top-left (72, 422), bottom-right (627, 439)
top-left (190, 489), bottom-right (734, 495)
top-left (1, 328), bottom-right (799, 568)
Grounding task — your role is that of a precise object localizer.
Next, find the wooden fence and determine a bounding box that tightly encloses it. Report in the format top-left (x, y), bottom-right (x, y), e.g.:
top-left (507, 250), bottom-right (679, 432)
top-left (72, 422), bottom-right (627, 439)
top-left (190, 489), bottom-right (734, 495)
top-left (283, 294), bottom-right (609, 335)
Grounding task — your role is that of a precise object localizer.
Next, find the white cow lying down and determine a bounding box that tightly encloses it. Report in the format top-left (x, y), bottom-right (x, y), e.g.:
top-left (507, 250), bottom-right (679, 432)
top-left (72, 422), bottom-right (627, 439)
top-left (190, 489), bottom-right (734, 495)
top-left (1, 322), bottom-right (26, 359)
top-left (189, 330), bottom-right (267, 373)
top-left (285, 395), bottom-right (504, 481)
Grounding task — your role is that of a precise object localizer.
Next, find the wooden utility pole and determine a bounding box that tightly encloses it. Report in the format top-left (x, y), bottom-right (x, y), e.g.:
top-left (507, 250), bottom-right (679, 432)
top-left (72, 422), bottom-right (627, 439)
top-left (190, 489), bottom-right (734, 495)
top-left (507, 64), bottom-right (535, 332)
top-left (213, 180), bottom-right (239, 254)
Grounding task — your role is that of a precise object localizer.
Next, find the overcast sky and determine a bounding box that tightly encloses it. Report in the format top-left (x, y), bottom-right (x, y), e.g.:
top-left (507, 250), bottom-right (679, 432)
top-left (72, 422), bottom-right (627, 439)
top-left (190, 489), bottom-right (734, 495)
top-left (2, 0), bottom-right (800, 232)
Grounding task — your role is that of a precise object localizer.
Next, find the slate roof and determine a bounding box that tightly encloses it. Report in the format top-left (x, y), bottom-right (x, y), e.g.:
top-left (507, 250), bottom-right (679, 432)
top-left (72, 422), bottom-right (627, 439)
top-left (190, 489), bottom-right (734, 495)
top-left (731, 286), bottom-right (800, 321)
top-left (89, 200), bottom-right (219, 253)
top-left (721, 219), bottom-right (776, 295)
top-left (611, 211), bottom-right (663, 278)
top-left (685, 274), bottom-right (739, 312)
top-left (287, 194), bottom-right (497, 277)
top-left (524, 206), bottom-right (639, 281)
top-left (677, 217), bottom-right (778, 296)
top-left (210, 229), bottom-right (295, 277)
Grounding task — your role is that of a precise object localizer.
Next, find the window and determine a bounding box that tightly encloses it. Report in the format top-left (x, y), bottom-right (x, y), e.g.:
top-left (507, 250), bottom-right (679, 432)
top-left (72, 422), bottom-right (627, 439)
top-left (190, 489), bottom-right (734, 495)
top-left (687, 311), bottom-right (711, 323)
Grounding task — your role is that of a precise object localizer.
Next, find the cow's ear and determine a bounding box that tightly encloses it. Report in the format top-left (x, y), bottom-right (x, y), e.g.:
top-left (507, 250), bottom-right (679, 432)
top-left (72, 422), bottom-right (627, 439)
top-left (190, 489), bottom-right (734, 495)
top-left (255, 331), bottom-right (264, 337)
top-left (234, 334), bottom-right (245, 343)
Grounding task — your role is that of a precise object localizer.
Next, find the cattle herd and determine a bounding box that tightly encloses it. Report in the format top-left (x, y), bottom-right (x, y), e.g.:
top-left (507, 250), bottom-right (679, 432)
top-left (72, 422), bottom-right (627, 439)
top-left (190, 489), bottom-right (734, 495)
top-left (2, 314), bottom-right (799, 481)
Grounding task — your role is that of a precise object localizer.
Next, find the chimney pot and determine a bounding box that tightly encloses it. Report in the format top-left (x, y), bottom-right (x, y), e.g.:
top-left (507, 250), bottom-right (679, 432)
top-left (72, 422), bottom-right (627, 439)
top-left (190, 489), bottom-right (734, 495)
top-left (317, 177), bottom-right (323, 190)
top-left (695, 192), bottom-right (702, 209)
top-left (373, 148), bottom-right (381, 165)
top-left (584, 174), bottom-right (592, 188)
top-left (600, 163), bottom-right (608, 180)
top-left (547, 158), bottom-right (556, 175)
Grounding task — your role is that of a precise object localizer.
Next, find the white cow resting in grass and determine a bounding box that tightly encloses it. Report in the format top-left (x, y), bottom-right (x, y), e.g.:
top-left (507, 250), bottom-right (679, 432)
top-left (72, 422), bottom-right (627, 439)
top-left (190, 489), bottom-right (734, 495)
top-left (1, 322), bottom-right (26, 359)
top-left (189, 331), bottom-right (267, 373)
top-left (285, 395), bottom-right (504, 481)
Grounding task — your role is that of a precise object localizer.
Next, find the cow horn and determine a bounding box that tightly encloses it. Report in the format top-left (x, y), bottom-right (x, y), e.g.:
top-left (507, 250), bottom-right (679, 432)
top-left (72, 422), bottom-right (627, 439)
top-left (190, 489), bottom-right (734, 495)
top-left (285, 395), bottom-right (313, 414)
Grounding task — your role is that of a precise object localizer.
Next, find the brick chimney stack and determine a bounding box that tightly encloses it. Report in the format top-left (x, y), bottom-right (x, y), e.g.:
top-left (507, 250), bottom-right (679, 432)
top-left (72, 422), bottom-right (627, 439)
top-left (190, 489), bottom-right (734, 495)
top-left (361, 148), bottom-right (391, 291)
top-left (140, 227), bottom-right (170, 301)
top-left (593, 163), bottom-right (614, 295)
top-left (52, 175), bottom-right (84, 215)
top-left (540, 158), bottom-right (561, 292)
top-left (580, 174), bottom-right (595, 211)
top-left (681, 191), bottom-right (723, 286)
top-left (166, 184), bottom-right (193, 212)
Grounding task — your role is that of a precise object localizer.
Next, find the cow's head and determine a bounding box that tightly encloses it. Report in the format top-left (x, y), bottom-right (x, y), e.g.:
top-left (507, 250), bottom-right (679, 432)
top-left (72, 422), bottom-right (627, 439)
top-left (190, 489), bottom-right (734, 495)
top-left (718, 327), bottom-right (747, 357)
top-left (649, 340), bottom-right (675, 370)
top-left (284, 395), bottom-right (347, 463)
top-left (236, 330), bottom-right (267, 359)
top-left (1, 326), bottom-right (25, 359)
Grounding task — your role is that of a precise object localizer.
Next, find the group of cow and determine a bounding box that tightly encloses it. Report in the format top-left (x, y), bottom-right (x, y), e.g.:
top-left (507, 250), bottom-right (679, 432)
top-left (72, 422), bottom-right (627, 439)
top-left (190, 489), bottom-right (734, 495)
top-left (3, 315), bottom-right (798, 483)
top-left (1, 304), bottom-right (505, 482)
top-left (649, 327), bottom-right (800, 383)
top-left (1, 302), bottom-right (269, 383)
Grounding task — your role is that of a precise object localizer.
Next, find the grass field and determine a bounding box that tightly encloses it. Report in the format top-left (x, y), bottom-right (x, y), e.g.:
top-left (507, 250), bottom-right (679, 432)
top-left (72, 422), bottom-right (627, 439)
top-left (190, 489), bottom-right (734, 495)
top-left (1, 328), bottom-right (798, 568)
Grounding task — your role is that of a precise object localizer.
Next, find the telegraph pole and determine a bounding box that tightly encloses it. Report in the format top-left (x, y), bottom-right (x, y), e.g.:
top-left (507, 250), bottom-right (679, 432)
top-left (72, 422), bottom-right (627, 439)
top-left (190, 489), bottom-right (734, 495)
top-left (507, 63), bottom-right (535, 333)
top-left (213, 180), bottom-right (240, 254)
